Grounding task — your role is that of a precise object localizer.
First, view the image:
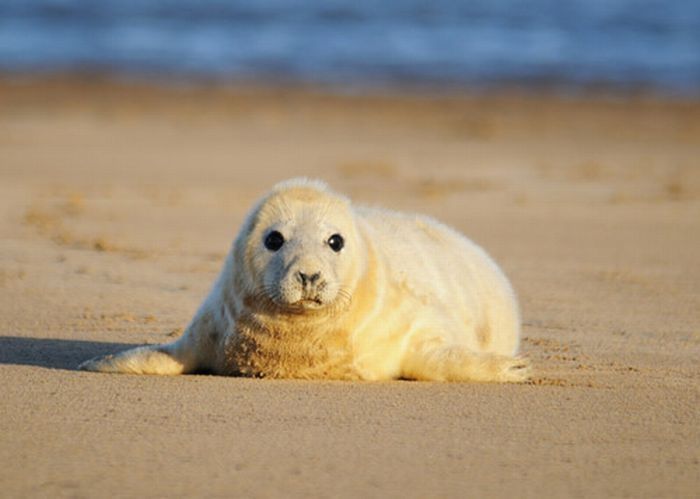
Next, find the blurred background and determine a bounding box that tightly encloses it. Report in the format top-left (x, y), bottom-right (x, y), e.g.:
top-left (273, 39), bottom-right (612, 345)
top-left (1, 0), bottom-right (699, 95)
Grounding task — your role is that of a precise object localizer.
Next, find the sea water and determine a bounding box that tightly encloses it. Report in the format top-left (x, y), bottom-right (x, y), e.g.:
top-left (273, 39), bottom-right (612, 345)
top-left (0, 0), bottom-right (698, 94)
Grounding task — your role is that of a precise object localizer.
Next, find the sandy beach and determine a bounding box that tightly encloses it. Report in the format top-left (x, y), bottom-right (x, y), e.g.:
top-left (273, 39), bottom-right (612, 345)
top-left (1, 77), bottom-right (698, 497)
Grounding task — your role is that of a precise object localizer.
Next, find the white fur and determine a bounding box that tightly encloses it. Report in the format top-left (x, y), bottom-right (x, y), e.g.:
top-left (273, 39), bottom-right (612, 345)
top-left (80, 179), bottom-right (530, 382)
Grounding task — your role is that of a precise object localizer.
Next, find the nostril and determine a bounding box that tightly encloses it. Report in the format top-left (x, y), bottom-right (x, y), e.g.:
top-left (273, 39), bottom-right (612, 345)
top-left (297, 271), bottom-right (321, 285)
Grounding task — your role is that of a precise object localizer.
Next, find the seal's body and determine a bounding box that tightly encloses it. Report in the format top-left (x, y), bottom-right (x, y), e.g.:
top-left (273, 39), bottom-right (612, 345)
top-left (80, 179), bottom-right (530, 382)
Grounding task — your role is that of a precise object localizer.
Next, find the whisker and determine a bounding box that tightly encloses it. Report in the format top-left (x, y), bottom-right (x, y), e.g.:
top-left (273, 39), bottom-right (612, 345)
top-left (245, 283), bottom-right (354, 319)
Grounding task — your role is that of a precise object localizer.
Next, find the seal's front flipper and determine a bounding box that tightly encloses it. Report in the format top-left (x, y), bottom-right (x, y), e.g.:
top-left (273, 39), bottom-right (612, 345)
top-left (78, 343), bottom-right (188, 375)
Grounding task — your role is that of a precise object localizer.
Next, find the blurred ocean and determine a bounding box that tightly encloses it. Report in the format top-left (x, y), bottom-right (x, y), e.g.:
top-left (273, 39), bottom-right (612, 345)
top-left (1, 0), bottom-right (699, 94)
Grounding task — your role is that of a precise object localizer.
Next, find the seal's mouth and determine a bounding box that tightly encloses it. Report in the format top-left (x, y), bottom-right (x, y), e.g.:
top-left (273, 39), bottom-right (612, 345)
top-left (269, 294), bottom-right (326, 314)
top-left (292, 298), bottom-right (324, 309)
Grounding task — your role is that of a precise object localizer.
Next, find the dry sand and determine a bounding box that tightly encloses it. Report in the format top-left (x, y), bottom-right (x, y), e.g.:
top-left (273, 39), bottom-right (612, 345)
top-left (1, 77), bottom-right (698, 498)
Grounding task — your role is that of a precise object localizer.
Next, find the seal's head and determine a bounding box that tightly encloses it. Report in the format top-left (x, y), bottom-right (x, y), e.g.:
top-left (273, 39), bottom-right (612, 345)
top-left (234, 179), bottom-right (364, 316)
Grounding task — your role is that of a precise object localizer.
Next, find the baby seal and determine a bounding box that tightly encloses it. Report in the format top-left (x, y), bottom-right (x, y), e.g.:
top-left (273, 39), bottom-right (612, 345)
top-left (80, 178), bottom-right (530, 382)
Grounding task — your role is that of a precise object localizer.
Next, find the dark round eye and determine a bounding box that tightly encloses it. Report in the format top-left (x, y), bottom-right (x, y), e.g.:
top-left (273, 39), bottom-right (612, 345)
top-left (264, 231), bottom-right (285, 252)
top-left (328, 234), bottom-right (344, 252)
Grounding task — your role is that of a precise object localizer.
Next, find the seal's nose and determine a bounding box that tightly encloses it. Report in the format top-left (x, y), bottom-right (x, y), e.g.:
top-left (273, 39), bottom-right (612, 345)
top-left (297, 271), bottom-right (321, 286)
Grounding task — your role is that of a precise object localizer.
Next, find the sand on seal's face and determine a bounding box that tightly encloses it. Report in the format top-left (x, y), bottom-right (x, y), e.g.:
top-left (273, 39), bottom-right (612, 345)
top-left (79, 178), bottom-right (530, 382)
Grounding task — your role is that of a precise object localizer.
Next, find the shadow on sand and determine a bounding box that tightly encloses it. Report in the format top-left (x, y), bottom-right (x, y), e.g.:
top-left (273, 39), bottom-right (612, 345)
top-left (0, 336), bottom-right (135, 371)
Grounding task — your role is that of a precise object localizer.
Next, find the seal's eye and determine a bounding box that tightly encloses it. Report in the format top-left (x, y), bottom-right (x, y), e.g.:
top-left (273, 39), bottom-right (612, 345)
top-left (264, 231), bottom-right (285, 252)
top-left (328, 234), bottom-right (344, 252)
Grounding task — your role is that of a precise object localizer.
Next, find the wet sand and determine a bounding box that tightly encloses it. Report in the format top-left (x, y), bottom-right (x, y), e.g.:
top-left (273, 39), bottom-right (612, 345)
top-left (1, 77), bottom-right (699, 497)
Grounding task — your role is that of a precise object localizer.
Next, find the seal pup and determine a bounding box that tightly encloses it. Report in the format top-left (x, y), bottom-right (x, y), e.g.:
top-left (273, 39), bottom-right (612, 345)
top-left (80, 178), bottom-right (530, 382)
